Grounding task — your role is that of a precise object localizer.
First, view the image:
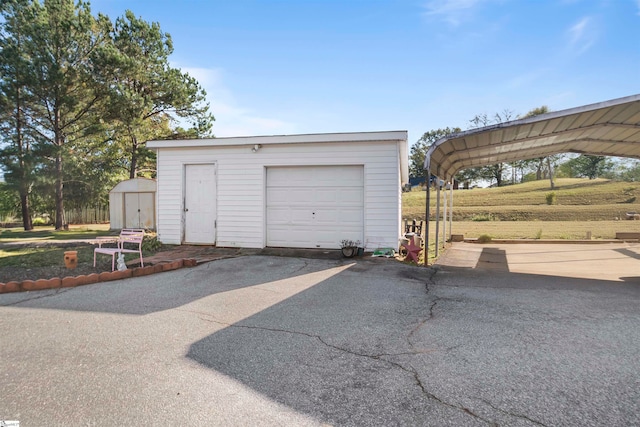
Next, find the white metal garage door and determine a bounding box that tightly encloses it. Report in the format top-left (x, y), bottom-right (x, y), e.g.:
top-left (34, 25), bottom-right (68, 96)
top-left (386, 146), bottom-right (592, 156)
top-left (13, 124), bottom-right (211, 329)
top-left (267, 166), bottom-right (364, 249)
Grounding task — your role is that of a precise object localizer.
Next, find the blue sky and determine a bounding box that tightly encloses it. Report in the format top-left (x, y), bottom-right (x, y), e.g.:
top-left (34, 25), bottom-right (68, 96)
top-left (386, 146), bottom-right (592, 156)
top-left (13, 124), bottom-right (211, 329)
top-left (90, 0), bottom-right (640, 146)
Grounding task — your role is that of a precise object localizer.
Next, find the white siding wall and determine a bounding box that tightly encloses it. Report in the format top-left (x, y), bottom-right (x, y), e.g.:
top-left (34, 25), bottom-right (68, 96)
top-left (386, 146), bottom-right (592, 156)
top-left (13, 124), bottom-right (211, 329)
top-left (155, 140), bottom-right (401, 249)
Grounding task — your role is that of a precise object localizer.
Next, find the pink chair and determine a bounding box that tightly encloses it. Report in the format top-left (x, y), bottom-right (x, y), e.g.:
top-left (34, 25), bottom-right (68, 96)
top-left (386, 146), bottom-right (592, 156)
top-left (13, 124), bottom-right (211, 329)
top-left (94, 229), bottom-right (145, 271)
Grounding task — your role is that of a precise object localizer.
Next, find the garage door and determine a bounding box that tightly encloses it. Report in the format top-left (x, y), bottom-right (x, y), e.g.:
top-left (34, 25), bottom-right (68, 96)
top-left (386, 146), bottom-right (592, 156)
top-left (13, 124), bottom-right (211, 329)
top-left (267, 166), bottom-right (364, 249)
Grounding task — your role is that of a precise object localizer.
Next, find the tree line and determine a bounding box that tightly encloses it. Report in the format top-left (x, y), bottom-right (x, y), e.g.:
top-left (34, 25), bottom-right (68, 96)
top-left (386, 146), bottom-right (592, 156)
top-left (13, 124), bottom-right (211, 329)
top-left (410, 106), bottom-right (634, 188)
top-left (0, 0), bottom-right (213, 230)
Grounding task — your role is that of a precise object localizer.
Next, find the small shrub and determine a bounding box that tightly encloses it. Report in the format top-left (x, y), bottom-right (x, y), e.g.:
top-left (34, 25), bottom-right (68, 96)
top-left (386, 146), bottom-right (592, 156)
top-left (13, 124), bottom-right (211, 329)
top-left (1, 213), bottom-right (16, 223)
top-left (470, 213), bottom-right (493, 222)
top-left (32, 217), bottom-right (48, 226)
top-left (545, 192), bottom-right (557, 205)
top-left (142, 235), bottom-right (162, 252)
top-left (477, 234), bottom-right (493, 243)
top-left (535, 229), bottom-right (543, 239)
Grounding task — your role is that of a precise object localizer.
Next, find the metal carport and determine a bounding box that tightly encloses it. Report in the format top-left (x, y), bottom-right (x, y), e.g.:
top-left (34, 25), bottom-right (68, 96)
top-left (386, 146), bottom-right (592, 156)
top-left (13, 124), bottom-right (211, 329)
top-left (423, 93), bottom-right (640, 265)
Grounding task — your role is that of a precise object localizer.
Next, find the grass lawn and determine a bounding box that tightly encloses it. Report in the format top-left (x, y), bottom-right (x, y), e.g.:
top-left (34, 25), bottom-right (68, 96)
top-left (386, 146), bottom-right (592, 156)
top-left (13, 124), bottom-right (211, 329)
top-left (427, 220), bottom-right (639, 240)
top-left (403, 178), bottom-right (640, 221)
top-left (0, 224), bottom-right (159, 275)
top-left (0, 224), bottom-right (112, 243)
top-left (403, 178), bottom-right (640, 240)
top-left (0, 246), bottom-right (97, 268)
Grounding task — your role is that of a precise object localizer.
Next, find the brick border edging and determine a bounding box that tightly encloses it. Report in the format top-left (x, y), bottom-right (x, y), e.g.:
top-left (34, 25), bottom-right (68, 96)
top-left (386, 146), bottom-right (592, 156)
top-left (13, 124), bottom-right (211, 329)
top-left (0, 258), bottom-right (199, 294)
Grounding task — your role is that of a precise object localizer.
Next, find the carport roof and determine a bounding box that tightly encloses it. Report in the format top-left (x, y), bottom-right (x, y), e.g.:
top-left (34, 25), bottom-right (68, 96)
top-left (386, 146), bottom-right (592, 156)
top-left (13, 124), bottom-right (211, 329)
top-left (424, 94), bottom-right (640, 180)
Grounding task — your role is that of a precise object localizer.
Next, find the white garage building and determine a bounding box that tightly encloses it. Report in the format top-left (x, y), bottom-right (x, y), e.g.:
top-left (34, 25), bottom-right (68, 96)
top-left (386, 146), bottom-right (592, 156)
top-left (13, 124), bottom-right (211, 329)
top-left (147, 131), bottom-right (408, 250)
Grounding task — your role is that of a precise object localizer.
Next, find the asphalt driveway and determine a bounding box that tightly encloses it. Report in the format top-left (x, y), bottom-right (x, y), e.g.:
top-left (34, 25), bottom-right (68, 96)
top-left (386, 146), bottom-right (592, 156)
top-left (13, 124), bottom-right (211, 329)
top-left (1, 250), bottom-right (639, 426)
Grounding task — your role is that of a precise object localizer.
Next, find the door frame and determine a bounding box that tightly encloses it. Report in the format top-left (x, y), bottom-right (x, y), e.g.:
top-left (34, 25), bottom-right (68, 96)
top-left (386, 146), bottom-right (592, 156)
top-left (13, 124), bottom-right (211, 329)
top-left (182, 162), bottom-right (217, 244)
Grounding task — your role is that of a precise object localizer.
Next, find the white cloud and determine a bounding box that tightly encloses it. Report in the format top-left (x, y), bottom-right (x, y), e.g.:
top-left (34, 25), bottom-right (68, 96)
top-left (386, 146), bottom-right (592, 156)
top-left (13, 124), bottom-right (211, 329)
top-left (423, 0), bottom-right (484, 26)
top-left (179, 66), bottom-right (297, 137)
top-left (567, 17), bottom-right (596, 55)
top-left (506, 69), bottom-right (548, 89)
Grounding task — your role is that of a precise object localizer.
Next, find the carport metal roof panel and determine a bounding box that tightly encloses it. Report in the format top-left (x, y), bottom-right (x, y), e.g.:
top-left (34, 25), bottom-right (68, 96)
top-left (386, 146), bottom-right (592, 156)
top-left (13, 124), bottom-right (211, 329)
top-left (425, 94), bottom-right (640, 180)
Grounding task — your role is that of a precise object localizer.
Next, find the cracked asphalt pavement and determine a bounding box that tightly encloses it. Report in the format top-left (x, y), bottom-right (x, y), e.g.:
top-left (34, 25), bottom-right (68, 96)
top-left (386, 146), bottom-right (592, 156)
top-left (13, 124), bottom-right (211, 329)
top-left (1, 252), bottom-right (639, 426)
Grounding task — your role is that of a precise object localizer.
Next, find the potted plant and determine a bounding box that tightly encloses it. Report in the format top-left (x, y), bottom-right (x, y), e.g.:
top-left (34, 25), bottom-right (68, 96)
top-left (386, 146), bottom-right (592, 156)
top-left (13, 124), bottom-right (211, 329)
top-left (340, 239), bottom-right (361, 258)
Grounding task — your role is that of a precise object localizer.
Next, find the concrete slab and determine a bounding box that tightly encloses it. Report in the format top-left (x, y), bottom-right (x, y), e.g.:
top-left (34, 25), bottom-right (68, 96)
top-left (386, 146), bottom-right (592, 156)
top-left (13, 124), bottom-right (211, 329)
top-left (436, 241), bottom-right (640, 282)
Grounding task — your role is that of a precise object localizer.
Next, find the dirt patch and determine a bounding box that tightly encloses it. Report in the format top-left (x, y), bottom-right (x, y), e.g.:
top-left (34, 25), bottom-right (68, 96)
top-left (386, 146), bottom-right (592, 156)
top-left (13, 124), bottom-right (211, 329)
top-left (0, 263), bottom-right (111, 283)
top-left (0, 247), bottom-right (143, 283)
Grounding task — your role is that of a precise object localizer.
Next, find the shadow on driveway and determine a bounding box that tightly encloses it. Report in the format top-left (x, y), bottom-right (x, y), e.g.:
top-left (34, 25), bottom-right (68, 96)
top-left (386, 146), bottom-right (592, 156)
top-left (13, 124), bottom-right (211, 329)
top-left (185, 259), bottom-right (447, 426)
top-left (0, 257), bottom-right (349, 315)
top-left (185, 261), bottom-right (640, 426)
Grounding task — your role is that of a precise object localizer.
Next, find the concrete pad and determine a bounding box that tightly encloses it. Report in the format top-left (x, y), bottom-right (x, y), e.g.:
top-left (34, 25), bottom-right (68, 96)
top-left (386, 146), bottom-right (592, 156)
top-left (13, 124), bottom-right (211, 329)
top-left (436, 242), bottom-right (640, 282)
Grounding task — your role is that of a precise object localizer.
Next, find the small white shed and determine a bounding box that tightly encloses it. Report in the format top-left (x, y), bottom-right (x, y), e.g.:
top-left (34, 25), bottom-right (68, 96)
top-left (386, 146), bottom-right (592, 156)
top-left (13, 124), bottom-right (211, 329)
top-left (108, 178), bottom-right (157, 230)
top-left (147, 131), bottom-right (408, 250)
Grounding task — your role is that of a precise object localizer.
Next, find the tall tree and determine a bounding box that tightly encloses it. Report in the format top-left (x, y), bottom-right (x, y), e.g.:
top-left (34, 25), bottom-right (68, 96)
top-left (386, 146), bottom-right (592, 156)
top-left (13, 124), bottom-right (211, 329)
top-left (105, 11), bottom-right (213, 179)
top-left (519, 105), bottom-right (559, 189)
top-left (564, 155), bottom-right (613, 179)
top-left (467, 110), bottom-right (515, 187)
top-left (479, 164), bottom-right (506, 187)
top-left (409, 127), bottom-right (461, 179)
top-left (0, 0), bottom-right (37, 229)
top-left (19, 0), bottom-right (112, 229)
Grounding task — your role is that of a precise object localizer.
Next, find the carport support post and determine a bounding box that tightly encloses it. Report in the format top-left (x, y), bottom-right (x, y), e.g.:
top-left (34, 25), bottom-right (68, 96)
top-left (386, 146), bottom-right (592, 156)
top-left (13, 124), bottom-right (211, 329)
top-left (435, 182), bottom-right (441, 257)
top-left (424, 172), bottom-right (430, 266)
top-left (449, 183), bottom-right (453, 242)
top-left (443, 184), bottom-right (448, 249)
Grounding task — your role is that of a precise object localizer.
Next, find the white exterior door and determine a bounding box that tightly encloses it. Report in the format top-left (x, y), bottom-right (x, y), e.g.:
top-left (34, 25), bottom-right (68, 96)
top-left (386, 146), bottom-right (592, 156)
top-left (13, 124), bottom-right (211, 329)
top-left (184, 164), bottom-right (217, 244)
top-left (137, 193), bottom-right (154, 229)
top-left (124, 192), bottom-right (155, 229)
top-left (124, 193), bottom-right (139, 228)
top-left (266, 166), bottom-right (364, 249)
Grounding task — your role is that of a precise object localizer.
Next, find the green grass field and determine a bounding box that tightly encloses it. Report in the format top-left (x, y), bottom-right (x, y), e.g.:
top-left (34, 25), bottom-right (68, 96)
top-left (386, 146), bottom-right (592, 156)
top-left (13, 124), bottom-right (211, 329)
top-left (403, 178), bottom-right (640, 239)
top-left (0, 224), bottom-right (112, 243)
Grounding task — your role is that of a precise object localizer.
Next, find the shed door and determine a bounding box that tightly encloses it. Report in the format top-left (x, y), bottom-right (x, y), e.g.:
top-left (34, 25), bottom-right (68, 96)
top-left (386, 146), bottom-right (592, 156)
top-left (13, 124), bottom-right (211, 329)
top-left (267, 166), bottom-right (364, 249)
top-left (184, 164), bottom-right (216, 244)
top-left (124, 192), bottom-right (155, 229)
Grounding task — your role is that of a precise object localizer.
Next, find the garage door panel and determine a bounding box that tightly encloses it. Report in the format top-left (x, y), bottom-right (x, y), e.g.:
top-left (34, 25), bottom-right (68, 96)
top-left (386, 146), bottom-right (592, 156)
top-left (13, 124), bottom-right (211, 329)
top-left (291, 208), bottom-right (314, 222)
top-left (314, 208), bottom-right (361, 223)
top-left (268, 188), bottom-right (314, 203)
top-left (267, 207), bottom-right (292, 224)
top-left (268, 229), bottom-right (311, 246)
top-left (315, 188), bottom-right (363, 204)
top-left (315, 167), bottom-right (363, 185)
top-left (266, 166), bottom-right (364, 249)
top-left (336, 188), bottom-right (364, 203)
